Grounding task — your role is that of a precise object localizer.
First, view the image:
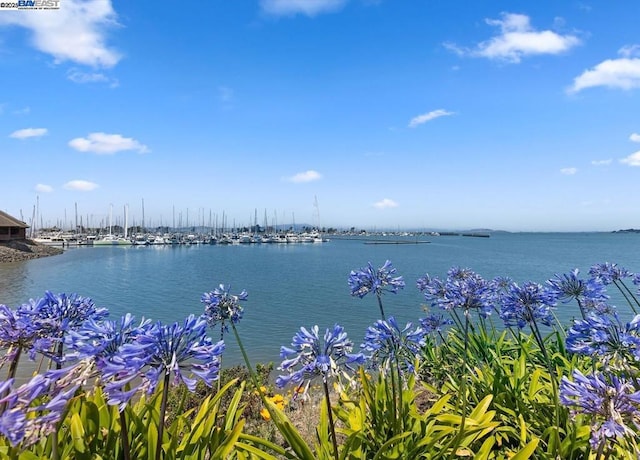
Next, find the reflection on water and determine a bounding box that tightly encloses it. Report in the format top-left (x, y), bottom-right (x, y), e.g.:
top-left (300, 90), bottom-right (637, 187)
top-left (0, 261), bottom-right (28, 306)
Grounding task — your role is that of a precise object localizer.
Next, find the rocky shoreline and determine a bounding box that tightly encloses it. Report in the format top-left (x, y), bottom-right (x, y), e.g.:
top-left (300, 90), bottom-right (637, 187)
top-left (0, 239), bottom-right (63, 263)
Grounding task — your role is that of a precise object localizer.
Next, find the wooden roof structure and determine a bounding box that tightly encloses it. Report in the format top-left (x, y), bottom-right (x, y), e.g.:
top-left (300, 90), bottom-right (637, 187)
top-left (0, 210), bottom-right (29, 228)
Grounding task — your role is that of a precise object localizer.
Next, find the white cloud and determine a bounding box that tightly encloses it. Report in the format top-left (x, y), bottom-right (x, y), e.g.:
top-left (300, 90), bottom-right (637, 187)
top-left (13, 106), bottom-right (30, 115)
top-left (408, 109), bottom-right (454, 128)
top-left (35, 184), bottom-right (53, 193)
top-left (9, 127), bottom-right (48, 139)
top-left (620, 151), bottom-right (640, 166)
top-left (620, 45), bottom-right (640, 58)
top-left (0, 0), bottom-right (121, 68)
top-left (63, 180), bottom-right (99, 191)
top-left (630, 133), bottom-right (640, 143)
top-left (68, 132), bottom-right (149, 154)
top-left (67, 69), bottom-right (119, 87)
top-left (373, 198), bottom-right (398, 209)
top-left (445, 13), bottom-right (580, 63)
top-left (287, 170), bottom-right (323, 183)
top-left (591, 159), bottom-right (612, 166)
top-left (560, 167), bottom-right (577, 175)
top-left (569, 46), bottom-right (640, 93)
top-left (261, 0), bottom-right (347, 16)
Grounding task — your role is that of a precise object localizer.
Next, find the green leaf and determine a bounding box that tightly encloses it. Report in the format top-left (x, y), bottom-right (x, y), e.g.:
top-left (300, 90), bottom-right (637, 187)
top-left (70, 412), bottom-right (86, 453)
top-left (510, 438), bottom-right (540, 460)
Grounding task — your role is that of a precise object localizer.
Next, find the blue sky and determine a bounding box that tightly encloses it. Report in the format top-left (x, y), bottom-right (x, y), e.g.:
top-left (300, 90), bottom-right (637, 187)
top-left (1, 0), bottom-right (639, 232)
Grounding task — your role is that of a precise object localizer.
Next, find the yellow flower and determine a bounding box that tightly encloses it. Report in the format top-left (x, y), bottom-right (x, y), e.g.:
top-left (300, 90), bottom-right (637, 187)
top-left (260, 407), bottom-right (271, 421)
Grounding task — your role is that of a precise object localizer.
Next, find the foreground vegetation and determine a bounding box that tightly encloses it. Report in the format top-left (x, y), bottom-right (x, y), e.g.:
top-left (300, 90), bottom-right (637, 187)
top-left (2, 260), bottom-right (640, 459)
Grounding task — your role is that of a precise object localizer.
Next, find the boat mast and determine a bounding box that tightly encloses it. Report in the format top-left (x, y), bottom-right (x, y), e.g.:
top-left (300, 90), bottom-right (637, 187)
top-left (124, 204), bottom-right (129, 238)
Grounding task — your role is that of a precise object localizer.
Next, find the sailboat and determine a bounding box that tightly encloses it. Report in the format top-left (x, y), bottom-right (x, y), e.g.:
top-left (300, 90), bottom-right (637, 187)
top-left (94, 204), bottom-right (132, 246)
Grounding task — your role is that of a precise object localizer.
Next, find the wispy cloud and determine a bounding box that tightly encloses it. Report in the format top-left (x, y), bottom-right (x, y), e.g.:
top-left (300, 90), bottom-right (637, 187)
top-left (286, 170), bottom-right (323, 183)
top-left (408, 109), bottom-right (454, 128)
top-left (560, 167), bottom-right (577, 175)
top-left (13, 106), bottom-right (30, 115)
top-left (373, 198), bottom-right (398, 209)
top-left (63, 180), bottom-right (99, 191)
top-left (9, 127), bottom-right (48, 139)
top-left (34, 184), bottom-right (53, 193)
top-left (630, 133), bottom-right (640, 143)
top-left (260, 0), bottom-right (347, 17)
top-left (68, 132), bottom-right (149, 154)
top-left (591, 159), bottom-right (612, 166)
top-left (0, 0), bottom-right (121, 68)
top-left (568, 45), bottom-right (640, 93)
top-left (67, 69), bottom-right (119, 87)
top-left (444, 13), bottom-right (580, 63)
top-left (620, 151), bottom-right (640, 167)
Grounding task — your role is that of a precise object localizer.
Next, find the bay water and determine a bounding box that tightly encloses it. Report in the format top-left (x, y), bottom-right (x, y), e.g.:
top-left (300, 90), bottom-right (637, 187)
top-left (1, 232), bottom-right (639, 369)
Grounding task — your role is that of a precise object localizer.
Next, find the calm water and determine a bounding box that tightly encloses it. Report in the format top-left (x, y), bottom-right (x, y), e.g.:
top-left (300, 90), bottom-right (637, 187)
top-left (1, 232), bottom-right (639, 367)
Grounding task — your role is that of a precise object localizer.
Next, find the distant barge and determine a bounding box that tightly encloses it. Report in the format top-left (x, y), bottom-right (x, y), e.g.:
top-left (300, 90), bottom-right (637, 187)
top-left (364, 240), bottom-right (431, 245)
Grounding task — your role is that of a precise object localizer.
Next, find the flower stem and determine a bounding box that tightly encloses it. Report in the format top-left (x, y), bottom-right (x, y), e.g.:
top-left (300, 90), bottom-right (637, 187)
top-left (376, 294), bottom-right (386, 320)
top-left (119, 410), bottom-right (131, 460)
top-left (6, 346), bottom-right (22, 381)
top-left (156, 372), bottom-right (171, 460)
top-left (449, 311), bottom-right (470, 460)
top-left (1, 346), bottom-right (22, 414)
top-left (614, 280), bottom-right (640, 314)
top-left (322, 379), bottom-right (339, 460)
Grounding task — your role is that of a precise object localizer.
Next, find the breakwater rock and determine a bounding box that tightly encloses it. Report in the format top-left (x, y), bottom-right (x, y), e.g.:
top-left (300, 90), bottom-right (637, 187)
top-left (0, 239), bottom-right (63, 263)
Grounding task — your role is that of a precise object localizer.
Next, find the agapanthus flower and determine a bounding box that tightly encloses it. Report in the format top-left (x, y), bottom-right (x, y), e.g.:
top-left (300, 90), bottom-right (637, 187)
top-left (420, 313), bottom-right (453, 334)
top-left (589, 263), bottom-right (633, 286)
top-left (560, 370), bottom-right (640, 449)
top-left (17, 292), bottom-right (108, 366)
top-left (0, 371), bottom-right (79, 446)
top-left (420, 267), bottom-right (496, 318)
top-left (361, 317), bottom-right (426, 373)
top-left (490, 276), bottom-right (513, 291)
top-left (103, 314), bottom-right (224, 407)
top-left (499, 282), bottom-right (557, 329)
top-left (65, 313), bottom-right (152, 369)
top-left (201, 284), bottom-right (248, 332)
top-left (22, 291), bottom-right (108, 337)
top-left (0, 305), bottom-right (51, 369)
top-left (566, 313), bottom-right (640, 367)
top-left (348, 260), bottom-right (405, 299)
top-left (276, 324), bottom-right (365, 392)
top-left (547, 268), bottom-right (609, 316)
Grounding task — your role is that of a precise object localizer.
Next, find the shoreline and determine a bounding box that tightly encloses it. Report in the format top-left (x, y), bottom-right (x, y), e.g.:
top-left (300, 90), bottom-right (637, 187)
top-left (0, 239), bottom-right (63, 264)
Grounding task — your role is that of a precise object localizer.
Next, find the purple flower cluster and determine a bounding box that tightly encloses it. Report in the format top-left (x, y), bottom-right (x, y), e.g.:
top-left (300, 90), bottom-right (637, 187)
top-left (0, 368), bottom-right (80, 446)
top-left (101, 314), bottom-right (224, 408)
top-left (348, 260), bottom-right (405, 299)
top-left (547, 269), bottom-right (607, 305)
top-left (418, 267), bottom-right (496, 318)
top-left (589, 263), bottom-right (632, 286)
top-left (560, 370), bottom-right (640, 449)
top-left (22, 291), bottom-right (109, 342)
top-left (361, 317), bottom-right (427, 373)
top-left (201, 284), bottom-right (248, 332)
top-left (566, 313), bottom-right (640, 367)
top-left (498, 282), bottom-right (557, 329)
top-left (419, 313), bottom-right (453, 334)
top-left (0, 290), bottom-right (228, 447)
top-left (0, 304), bottom-right (50, 367)
top-left (276, 324), bottom-right (365, 391)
